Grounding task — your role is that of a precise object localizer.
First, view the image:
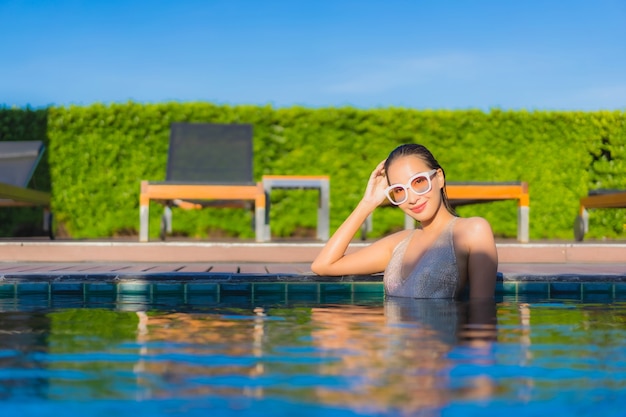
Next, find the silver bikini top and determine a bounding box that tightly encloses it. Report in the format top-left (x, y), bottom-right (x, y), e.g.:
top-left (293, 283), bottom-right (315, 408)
top-left (384, 218), bottom-right (459, 299)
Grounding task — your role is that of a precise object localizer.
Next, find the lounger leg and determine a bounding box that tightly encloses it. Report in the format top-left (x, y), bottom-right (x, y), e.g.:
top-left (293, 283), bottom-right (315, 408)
top-left (517, 205), bottom-right (529, 243)
top-left (318, 180), bottom-right (330, 241)
top-left (43, 208), bottom-right (50, 232)
top-left (140, 203), bottom-right (149, 242)
top-left (255, 206), bottom-right (267, 242)
top-left (159, 205), bottom-right (173, 241)
top-left (263, 222), bottom-right (271, 242)
top-left (43, 208), bottom-right (54, 240)
top-left (164, 206), bottom-right (173, 233)
top-left (263, 190), bottom-right (271, 241)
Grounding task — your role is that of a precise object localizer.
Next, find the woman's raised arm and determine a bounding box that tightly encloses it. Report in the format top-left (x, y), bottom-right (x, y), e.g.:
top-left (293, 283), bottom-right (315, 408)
top-left (311, 160), bottom-right (400, 276)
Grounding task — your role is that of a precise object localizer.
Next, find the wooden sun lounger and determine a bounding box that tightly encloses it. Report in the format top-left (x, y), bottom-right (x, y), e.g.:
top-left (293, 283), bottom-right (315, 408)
top-left (0, 181), bottom-right (51, 207)
top-left (447, 182), bottom-right (529, 243)
top-left (138, 123), bottom-right (268, 242)
top-left (0, 141), bottom-right (53, 237)
top-left (363, 181), bottom-right (530, 243)
top-left (139, 181), bottom-right (267, 242)
top-left (575, 189), bottom-right (626, 241)
top-left (262, 175), bottom-right (330, 241)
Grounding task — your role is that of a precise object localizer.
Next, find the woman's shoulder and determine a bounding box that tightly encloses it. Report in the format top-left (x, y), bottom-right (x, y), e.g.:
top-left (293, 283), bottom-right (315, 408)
top-left (453, 216), bottom-right (495, 245)
top-left (454, 216), bottom-right (493, 230)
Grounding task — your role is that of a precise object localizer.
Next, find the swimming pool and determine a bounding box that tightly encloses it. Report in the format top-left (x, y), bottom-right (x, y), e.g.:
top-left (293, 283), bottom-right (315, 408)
top-left (1, 282), bottom-right (626, 417)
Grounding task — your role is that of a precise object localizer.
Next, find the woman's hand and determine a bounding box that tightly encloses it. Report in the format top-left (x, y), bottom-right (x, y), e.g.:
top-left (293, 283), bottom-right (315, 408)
top-left (362, 160), bottom-right (389, 207)
top-left (311, 158), bottom-right (400, 277)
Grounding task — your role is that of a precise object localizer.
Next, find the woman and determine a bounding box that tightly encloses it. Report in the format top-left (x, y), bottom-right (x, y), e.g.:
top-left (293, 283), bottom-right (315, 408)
top-left (311, 144), bottom-right (498, 299)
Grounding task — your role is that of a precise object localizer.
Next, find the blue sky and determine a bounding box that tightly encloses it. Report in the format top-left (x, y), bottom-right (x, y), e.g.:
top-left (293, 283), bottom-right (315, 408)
top-left (1, 0), bottom-right (625, 111)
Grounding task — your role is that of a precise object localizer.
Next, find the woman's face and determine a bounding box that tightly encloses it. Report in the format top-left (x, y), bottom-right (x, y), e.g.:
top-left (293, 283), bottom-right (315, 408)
top-left (385, 155), bottom-right (443, 220)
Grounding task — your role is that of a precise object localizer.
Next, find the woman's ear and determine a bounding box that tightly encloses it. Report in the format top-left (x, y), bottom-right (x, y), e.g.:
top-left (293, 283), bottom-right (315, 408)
top-left (437, 168), bottom-right (445, 189)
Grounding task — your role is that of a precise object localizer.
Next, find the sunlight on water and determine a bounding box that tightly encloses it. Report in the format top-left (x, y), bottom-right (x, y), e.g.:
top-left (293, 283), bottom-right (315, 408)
top-left (1, 294), bottom-right (626, 416)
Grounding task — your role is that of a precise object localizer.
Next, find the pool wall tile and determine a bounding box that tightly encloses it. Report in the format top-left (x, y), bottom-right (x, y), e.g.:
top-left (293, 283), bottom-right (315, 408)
top-left (320, 293), bottom-right (353, 303)
top-left (116, 294), bottom-right (152, 311)
top-left (118, 282), bottom-right (151, 294)
top-left (85, 283), bottom-right (116, 293)
top-left (5, 274), bottom-right (626, 304)
top-left (117, 293), bottom-right (152, 303)
top-left (51, 294), bottom-right (84, 304)
top-left (220, 283), bottom-right (252, 293)
top-left (517, 282), bottom-right (549, 295)
top-left (154, 283), bottom-right (184, 293)
top-left (254, 283), bottom-right (286, 293)
top-left (501, 282), bottom-right (518, 296)
top-left (254, 293), bottom-right (287, 304)
top-left (550, 293), bottom-right (583, 301)
top-left (320, 283), bottom-right (352, 293)
top-left (17, 282), bottom-right (49, 294)
top-left (85, 295), bottom-right (116, 304)
top-left (187, 283), bottom-right (218, 294)
top-left (153, 294), bottom-right (186, 305)
top-left (583, 292), bottom-right (615, 302)
top-left (353, 293), bottom-right (384, 303)
top-left (16, 294), bottom-right (51, 308)
top-left (51, 282), bottom-right (83, 293)
top-left (220, 294), bottom-right (251, 304)
top-left (287, 292), bottom-right (318, 303)
top-left (550, 282), bottom-right (582, 295)
top-left (614, 283), bottom-right (626, 294)
top-left (287, 283), bottom-right (318, 294)
top-left (186, 294), bottom-right (219, 304)
top-left (0, 283), bottom-right (15, 295)
top-left (582, 282), bottom-right (614, 294)
top-left (353, 283), bottom-right (384, 294)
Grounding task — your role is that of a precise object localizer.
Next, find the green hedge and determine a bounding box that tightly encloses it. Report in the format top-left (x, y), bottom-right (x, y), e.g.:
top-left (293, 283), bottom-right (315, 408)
top-left (2, 103), bottom-right (625, 240)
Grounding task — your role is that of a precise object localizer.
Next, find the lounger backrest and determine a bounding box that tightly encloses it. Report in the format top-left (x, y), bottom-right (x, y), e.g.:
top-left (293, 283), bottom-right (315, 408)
top-left (0, 141), bottom-right (45, 187)
top-left (166, 123), bottom-right (254, 184)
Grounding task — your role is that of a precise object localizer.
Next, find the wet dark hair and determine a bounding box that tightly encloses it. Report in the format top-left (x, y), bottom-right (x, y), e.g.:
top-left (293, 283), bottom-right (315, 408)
top-left (383, 144), bottom-right (457, 216)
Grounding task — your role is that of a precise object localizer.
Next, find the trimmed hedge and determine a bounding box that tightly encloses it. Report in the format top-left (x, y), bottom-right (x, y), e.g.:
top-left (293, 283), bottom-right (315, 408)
top-left (2, 103), bottom-right (625, 240)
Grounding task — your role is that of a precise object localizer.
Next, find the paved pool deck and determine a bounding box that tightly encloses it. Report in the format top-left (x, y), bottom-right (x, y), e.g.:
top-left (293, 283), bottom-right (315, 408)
top-left (0, 239), bottom-right (624, 282)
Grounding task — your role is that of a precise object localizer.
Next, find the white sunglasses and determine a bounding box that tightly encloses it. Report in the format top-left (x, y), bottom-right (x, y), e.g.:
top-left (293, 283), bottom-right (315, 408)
top-left (384, 169), bottom-right (438, 205)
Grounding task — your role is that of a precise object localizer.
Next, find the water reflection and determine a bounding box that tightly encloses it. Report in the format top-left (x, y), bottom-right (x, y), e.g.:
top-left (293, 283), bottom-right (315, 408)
top-left (129, 298), bottom-right (498, 415)
top-left (0, 311), bottom-right (50, 400)
top-left (309, 298), bottom-right (497, 415)
top-left (7, 297), bottom-right (626, 415)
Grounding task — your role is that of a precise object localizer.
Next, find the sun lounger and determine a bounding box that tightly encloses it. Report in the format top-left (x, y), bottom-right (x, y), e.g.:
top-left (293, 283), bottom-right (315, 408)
top-left (262, 175), bottom-right (330, 241)
top-left (362, 181), bottom-right (529, 242)
top-left (447, 181), bottom-right (529, 243)
top-left (139, 123), bottom-right (267, 242)
top-left (0, 140), bottom-right (53, 238)
top-left (574, 189), bottom-right (626, 241)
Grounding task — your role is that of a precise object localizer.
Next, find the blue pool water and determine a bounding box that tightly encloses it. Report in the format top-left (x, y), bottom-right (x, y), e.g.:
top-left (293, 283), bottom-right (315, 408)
top-left (1, 292), bottom-right (625, 416)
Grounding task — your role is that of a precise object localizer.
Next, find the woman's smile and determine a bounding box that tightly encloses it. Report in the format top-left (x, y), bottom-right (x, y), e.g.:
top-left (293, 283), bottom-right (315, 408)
top-left (410, 200), bottom-right (427, 214)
